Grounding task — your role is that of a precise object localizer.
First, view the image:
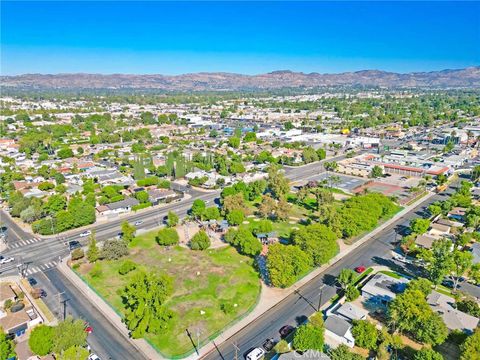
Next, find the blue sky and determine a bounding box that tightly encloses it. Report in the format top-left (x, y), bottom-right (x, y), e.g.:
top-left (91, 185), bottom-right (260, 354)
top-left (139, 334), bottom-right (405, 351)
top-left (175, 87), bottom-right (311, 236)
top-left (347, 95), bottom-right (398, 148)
top-left (1, 1), bottom-right (479, 75)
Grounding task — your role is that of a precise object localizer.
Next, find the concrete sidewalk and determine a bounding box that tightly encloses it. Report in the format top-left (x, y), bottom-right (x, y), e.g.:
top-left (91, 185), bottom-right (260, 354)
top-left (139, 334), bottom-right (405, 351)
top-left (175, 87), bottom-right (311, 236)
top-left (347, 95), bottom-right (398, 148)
top-left (56, 260), bottom-right (161, 360)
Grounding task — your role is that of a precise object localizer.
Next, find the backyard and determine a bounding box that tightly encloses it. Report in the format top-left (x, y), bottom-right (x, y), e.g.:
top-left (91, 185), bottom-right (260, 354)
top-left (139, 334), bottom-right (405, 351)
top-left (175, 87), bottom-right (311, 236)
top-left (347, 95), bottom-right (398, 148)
top-left (76, 230), bottom-right (261, 358)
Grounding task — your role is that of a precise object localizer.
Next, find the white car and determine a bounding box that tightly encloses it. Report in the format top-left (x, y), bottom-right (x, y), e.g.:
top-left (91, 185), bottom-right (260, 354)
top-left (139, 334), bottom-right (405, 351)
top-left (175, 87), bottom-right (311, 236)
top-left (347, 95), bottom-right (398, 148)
top-left (79, 230), bottom-right (92, 238)
top-left (246, 348), bottom-right (265, 360)
top-left (88, 354), bottom-right (101, 360)
top-left (134, 220), bottom-right (143, 226)
top-left (0, 256), bottom-right (15, 264)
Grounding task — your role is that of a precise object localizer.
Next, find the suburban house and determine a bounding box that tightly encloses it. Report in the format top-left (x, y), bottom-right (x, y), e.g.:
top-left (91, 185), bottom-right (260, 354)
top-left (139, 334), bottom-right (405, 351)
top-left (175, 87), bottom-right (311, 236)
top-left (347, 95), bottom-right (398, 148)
top-left (427, 291), bottom-right (479, 334)
top-left (415, 233), bottom-right (439, 249)
top-left (361, 273), bottom-right (409, 306)
top-left (327, 302), bottom-right (368, 322)
top-left (0, 283), bottom-right (16, 308)
top-left (429, 222), bottom-right (451, 237)
top-left (324, 315), bottom-right (355, 348)
top-left (448, 207), bottom-right (467, 222)
top-left (96, 197), bottom-right (139, 216)
top-left (0, 282), bottom-right (43, 338)
top-left (147, 188), bottom-right (182, 205)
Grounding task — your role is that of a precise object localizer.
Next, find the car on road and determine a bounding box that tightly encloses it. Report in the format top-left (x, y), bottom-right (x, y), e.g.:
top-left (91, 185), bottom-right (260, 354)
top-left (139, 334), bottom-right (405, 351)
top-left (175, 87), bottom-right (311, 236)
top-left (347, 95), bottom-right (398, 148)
top-left (68, 241), bottom-right (82, 251)
top-left (31, 288), bottom-right (47, 299)
top-left (262, 338), bottom-right (275, 352)
top-left (245, 348), bottom-right (265, 360)
top-left (79, 230), bottom-right (92, 238)
top-left (355, 266), bottom-right (366, 273)
top-left (84, 322), bottom-right (93, 334)
top-left (0, 256), bottom-right (15, 264)
top-left (28, 277), bottom-right (37, 286)
top-left (88, 354), bottom-right (101, 360)
top-left (279, 325), bottom-right (295, 338)
top-left (134, 220), bottom-right (143, 226)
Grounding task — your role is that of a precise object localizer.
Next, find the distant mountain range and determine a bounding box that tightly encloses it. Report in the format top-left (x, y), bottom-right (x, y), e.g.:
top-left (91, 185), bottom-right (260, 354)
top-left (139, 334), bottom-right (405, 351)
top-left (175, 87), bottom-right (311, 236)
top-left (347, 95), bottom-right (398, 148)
top-left (1, 67), bottom-right (479, 91)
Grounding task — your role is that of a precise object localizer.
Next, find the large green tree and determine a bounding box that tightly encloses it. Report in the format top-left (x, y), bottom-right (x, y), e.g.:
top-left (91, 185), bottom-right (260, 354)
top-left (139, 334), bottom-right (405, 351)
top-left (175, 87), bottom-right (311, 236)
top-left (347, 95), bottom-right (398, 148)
top-left (292, 224), bottom-right (338, 266)
top-left (52, 317), bottom-right (88, 354)
top-left (460, 328), bottom-right (480, 360)
top-left (122, 270), bottom-right (174, 338)
top-left (388, 289), bottom-right (447, 345)
top-left (29, 324), bottom-right (55, 355)
top-left (267, 243), bottom-right (313, 287)
top-left (351, 320), bottom-right (378, 350)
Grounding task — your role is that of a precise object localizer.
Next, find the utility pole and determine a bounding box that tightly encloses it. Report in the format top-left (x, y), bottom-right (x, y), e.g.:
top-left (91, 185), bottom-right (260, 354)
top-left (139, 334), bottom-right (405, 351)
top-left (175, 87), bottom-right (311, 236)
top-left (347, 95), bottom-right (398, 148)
top-left (317, 284), bottom-right (325, 312)
top-left (55, 291), bottom-right (65, 320)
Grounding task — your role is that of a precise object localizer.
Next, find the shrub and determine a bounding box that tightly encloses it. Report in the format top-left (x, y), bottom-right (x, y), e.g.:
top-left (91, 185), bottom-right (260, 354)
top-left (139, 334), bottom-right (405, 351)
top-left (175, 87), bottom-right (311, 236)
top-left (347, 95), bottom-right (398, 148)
top-left (71, 248), bottom-right (84, 261)
top-left (156, 228), bottom-right (179, 246)
top-left (190, 230), bottom-right (210, 250)
top-left (100, 240), bottom-right (129, 260)
top-left (220, 302), bottom-right (235, 315)
top-left (345, 286), bottom-right (360, 302)
top-left (274, 340), bottom-right (290, 354)
top-left (90, 263), bottom-right (103, 279)
top-left (118, 260), bottom-right (136, 275)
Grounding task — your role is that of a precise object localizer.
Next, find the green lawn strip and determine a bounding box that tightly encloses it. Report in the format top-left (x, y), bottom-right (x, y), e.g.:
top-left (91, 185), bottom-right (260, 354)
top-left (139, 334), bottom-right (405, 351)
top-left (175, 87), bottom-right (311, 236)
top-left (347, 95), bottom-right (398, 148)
top-left (78, 236), bottom-right (261, 358)
top-left (378, 270), bottom-right (411, 280)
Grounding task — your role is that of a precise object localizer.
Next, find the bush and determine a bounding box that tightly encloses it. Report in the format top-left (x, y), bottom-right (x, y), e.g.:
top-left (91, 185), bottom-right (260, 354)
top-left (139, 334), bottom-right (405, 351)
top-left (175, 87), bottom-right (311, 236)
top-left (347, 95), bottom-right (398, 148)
top-left (345, 286), bottom-right (360, 302)
top-left (292, 323), bottom-right (324, 351)
top-left (274, 340), bottom-right (290, 354)
top-left (132, 202), bottom-right (152, 211)
top-left (190, 230), bottom-right (210, 250)
top-left (29, 325), bottom-right (54, 355)
top-left (156, 228), bottom-right (179, 246)
top-left (90, 263), bottom-right (102, 279)
top-left (100, 240), bottom-right (129, 260)
top-left (220, 302), bottom-right (235, 315)
top-left (118, 260), bottom-right (136, 275)
top-left (71, 248), bottom-right (84, 261)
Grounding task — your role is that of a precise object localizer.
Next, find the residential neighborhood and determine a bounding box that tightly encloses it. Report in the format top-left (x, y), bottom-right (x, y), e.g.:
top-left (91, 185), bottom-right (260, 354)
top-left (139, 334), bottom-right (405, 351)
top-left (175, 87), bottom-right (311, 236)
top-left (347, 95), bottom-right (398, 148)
top-left (1, 1), bottom-right (480, 360)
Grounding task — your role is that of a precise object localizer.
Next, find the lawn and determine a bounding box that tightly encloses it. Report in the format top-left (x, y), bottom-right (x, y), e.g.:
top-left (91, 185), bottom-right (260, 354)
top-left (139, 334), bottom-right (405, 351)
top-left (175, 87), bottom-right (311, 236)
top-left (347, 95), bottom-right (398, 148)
top-left (78, 230), bottom-right (261, 358)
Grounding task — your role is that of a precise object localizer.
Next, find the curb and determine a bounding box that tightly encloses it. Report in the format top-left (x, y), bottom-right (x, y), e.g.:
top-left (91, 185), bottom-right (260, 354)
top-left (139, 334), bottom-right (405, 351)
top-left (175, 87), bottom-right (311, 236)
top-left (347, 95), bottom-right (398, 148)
top-left (56, 260), bottom-right (161, 360)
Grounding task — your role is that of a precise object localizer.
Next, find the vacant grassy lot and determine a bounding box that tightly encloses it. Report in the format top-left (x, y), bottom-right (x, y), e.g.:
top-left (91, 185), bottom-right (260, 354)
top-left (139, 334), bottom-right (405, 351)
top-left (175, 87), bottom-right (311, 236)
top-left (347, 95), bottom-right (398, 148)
top-left (78, 230), bottom-right (261, 357)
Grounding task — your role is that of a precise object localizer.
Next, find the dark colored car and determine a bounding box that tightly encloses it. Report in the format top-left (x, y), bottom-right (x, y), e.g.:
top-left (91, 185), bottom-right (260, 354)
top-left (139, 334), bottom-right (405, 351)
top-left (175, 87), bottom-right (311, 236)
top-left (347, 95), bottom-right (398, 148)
top-left (28, 277), bottom-right (37, 286)
top-left (279, 325), bottom-right (295, 338)
top-left (262, 338), bottom-right (275, 352)
top-left (69, 240), bottom-right (82, 251)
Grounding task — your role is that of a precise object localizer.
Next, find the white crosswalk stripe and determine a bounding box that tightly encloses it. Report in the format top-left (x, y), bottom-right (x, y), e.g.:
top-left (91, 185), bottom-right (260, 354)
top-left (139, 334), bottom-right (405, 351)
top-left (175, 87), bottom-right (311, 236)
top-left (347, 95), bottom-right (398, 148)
top-left (8, 237), bottom-right (42, 249)
top-left (24, 261), bottom-right (58, 275)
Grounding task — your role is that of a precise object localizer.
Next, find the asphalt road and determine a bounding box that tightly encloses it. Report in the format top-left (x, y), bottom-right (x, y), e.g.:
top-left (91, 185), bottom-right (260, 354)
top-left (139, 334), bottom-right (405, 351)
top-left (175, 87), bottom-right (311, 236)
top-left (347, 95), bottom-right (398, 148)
top-left (201, 183), bottom-right (465, 360)
top-left (37, 268), bottom-right (144, 360)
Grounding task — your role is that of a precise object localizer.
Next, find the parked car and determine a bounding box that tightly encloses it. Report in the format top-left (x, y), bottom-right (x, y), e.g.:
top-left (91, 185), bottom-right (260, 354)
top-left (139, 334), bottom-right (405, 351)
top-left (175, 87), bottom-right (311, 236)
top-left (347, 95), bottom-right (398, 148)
top-left (68, 241), bottom-right (82, 251)
top-left (279, 325), bottom-right (295, 338)
top-left (245, 348), bottom-right (265, 360)
top-left (31, 288), bottom-right (47, 299)
top-left (88, 354), bottom-right (101, 360)
top-left (84, 322), bottom-right (93, 334)
top-left (28, 277), bottom-right (37, 286)
top-left (262, 338), bottom-right (275, 351)
top-left (134, 220), bottom-right (143, 226)
top-left (79, 230), bottom-right (92, 238)
top-left (355, 266), bottom-right (366, 273)
top-left (0, 255), bottom-right (15, 264)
